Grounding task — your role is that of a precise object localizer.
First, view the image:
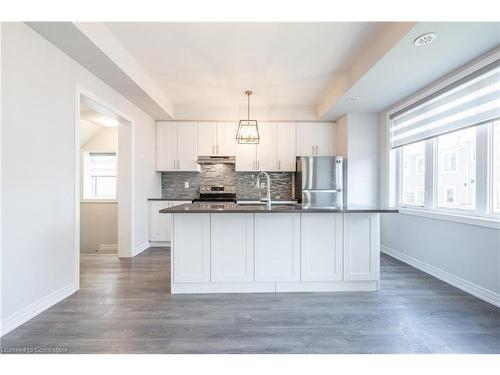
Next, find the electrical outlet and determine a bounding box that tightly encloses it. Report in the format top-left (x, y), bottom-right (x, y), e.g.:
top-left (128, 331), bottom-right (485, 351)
top-left (184, 181), bottom-right (189, 189)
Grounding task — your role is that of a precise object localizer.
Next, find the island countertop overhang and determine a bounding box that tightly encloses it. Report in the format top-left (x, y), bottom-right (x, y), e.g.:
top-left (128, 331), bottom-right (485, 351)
top-left (160, 203), bottom-right (398, 214)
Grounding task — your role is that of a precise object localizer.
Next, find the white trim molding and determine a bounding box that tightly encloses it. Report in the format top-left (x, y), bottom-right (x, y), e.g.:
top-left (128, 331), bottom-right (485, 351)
top-left (98, 244), bottom-right (118, 253)
top-left (133, 241), bottom-right (151, 257)
top-left (382, 245), bottom-right (500, 308)
top-left (399, 207), bottom-right (500, 229)
top-left (0, 282), bottom-right (77, 337)
top-left (149, 241), bottom-right (170, 247)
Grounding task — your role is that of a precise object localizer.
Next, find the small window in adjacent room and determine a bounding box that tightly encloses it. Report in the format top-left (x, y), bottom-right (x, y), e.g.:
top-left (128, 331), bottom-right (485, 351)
top-left (401, 141), bottom-right (425, 206)
top-left (83, 152), bottom-right (117, 200)
top-left (437, 127), bottom-right (476, 210)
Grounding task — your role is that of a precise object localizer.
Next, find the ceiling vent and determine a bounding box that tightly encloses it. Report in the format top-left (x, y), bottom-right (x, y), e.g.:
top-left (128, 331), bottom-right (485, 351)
top-left (414, 32), bottom-right (437, 47)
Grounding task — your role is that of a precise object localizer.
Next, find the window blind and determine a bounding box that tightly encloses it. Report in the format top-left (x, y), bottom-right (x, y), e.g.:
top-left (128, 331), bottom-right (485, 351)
top-left (390, 59), bottom-right (500, 148)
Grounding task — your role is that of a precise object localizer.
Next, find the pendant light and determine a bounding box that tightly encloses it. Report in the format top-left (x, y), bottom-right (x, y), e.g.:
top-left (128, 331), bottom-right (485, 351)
top-left (236, 90), bottom-right (259, 144)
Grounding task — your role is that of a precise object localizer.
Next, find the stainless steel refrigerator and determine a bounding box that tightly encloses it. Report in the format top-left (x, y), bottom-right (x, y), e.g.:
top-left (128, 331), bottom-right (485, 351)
top-left (294, 156), bottom-right (345, 208)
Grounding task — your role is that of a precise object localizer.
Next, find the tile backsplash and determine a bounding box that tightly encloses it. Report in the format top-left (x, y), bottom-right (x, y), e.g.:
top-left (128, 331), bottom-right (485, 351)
top-left (161, 164), bottom-right (294, 200)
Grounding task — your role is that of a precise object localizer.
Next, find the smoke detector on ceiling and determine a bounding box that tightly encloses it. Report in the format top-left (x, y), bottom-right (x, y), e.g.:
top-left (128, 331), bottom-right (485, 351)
top-left (414, 32), bottom-right (437, 47)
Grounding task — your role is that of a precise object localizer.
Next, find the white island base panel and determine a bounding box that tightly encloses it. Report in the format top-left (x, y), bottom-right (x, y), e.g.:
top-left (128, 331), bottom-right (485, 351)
top-left (171, 212), bottom-right (380, 294)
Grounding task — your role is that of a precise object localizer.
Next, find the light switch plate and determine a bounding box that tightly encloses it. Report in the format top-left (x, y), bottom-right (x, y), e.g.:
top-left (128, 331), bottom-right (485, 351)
top-left (184, 181), bottom-right (189, 188)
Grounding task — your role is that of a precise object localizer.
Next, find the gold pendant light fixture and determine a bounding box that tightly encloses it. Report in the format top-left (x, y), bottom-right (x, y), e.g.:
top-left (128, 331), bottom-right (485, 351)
top-left (236, 90), bottom-right (259, 144)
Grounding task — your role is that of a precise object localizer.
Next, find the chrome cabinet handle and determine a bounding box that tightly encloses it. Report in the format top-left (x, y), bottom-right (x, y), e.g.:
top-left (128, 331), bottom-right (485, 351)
top-left (216, 145), bottom-right (220, 155)
top-left (173, 160), bottom-right (176, 169)
top-left (212, 145), bottom-right (215, 155)
top-left (312, 145), bottom-right (315, 155)
top-left (278, 160), bottom-right (281, 170)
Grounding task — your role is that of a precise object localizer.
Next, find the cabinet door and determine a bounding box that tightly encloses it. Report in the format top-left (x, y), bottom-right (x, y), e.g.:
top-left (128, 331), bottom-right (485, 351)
top-left (277, 122), bottom-right (296, 171)
top-left (235, 143), bottom-right (257, 171)
top-left (149, 201), bottom-right (172, 241)
top-left (316, 122), bottom-right (335, 156)
top-left (197, 122), bottom-right (217, 156)
top-left (343, 213), bottom-right (380, 281)
top-left (256, 122), bottom-right (278, 171)
top-left (301, 213), bottom-right (342, 281)
top-left (156, 122), bottom-right (177, 171)
top-left (216, 122), bottom-right (237, 156)
top-left (296, 122), bottom-right (335, 156)
top-left (211, 213), bottom-right (254, 282)
top-left (173, 213), bottom-right (211, 282)
top-left (255, 213), bottom-right (300, 282)
top-left (296, 122), bottom-right (317, 156)
top-left (177, 122), bottom-right (199, 171)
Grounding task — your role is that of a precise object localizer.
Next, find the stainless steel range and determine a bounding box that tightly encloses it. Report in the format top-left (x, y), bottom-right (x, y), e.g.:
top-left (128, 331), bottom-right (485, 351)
top-left (192, 185), bottom-right (237, 203)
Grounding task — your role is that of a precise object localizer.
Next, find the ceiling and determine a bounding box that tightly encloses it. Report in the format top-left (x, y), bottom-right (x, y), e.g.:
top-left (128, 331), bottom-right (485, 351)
top-left (105, 22), bottom-right (387, 109)
top-left (321, 22), bottom-right (500, 119)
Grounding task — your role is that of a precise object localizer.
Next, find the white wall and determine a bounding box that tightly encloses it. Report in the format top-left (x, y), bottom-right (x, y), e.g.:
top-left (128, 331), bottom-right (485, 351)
top-left (379, 114), bottom-right (500, 307)
top-left (1, 23), bottom-right (160, 335)
top-left (337, 113), bottom-right (379, 206)
top-left (80, 127), bottom-right (118, 254)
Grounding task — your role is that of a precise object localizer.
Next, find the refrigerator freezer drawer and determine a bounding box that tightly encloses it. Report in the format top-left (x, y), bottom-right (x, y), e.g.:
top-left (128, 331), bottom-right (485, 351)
top-left (302, 190), bottom-right (343, 209)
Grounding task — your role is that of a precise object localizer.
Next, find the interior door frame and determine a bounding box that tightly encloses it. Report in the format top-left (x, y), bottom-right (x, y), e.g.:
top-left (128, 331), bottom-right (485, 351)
top-left (74, 86), bottom-right (136, 290)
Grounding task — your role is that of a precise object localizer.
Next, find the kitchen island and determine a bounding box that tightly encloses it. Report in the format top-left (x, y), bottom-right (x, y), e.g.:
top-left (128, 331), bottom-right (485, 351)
top-left (160, 203), bottom-right (398, 294)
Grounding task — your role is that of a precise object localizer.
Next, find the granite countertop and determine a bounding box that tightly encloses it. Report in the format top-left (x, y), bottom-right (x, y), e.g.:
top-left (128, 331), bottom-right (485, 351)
top-left (159, 202), bottom-right (398, 214)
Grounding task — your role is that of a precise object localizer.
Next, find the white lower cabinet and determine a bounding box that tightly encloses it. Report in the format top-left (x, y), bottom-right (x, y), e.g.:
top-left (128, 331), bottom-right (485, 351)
top-left (343, 213), bottom-right (380, 281)
top-left (173, 213), bottom-right (211, 283)
top-left (254, 213), bottom-right (300, 282)
top-left (149, 200), bottom-right (190, 242)
top-left (210, 213), bottom-right (254, 282)
top-left (301, 213), bottom-right (342, 281)
top-left (149, 201), bottom-right (172, 241)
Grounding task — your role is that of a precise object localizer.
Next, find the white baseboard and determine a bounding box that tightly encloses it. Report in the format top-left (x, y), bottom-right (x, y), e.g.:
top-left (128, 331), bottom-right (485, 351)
top-left (149, 241), bottom-right (170, 247)
top-left (133, 241), bottom-right (150, 256)
top-left (98, 244), bottom-right (118, 253)
top-left (0, 282), bottom-right (77, 337)
top-left (381, 245), bottom-right (500, 308)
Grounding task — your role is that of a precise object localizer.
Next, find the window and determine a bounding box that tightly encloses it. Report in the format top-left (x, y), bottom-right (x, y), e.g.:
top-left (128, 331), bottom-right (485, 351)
top-left (493, 122), bottom-right (500, 213)
top-left (437, 127), bottom-right (476, 210)
top-left (83, 152), bottom-right (117, 200)
top-left (401, 141), bottom-right (425, 206)
top-left (389, 58), bottom-right (500, 220)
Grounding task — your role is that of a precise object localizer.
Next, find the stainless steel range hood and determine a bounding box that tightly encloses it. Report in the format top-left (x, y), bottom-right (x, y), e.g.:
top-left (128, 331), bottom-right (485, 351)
top-left (197, 156), bottom-right (236, 164)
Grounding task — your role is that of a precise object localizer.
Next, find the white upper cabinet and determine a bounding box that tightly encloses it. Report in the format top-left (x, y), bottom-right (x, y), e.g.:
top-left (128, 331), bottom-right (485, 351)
top-left (156, 122), bottom-right (178, 171)
top-left (256, 122), bottom-right (277, 171)
top-left (235, 143), bottom-right (257, 171)
top-left (197, 122), bottom-right (237, 156)
top-left (216, 122), bottom-right (237, 156)
top-left (296, 122), bottom-right (335, 156)
top-left (197, 122), bottom-right (217, 156)
top-left (157, 122), bottom-right (198, 171)
top-left (277, 122), bottom-right (296, 171)
top-left (177, 122), bottom-right (198, 171)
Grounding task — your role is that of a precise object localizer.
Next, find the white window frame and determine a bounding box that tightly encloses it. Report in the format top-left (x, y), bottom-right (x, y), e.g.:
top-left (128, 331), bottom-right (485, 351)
top-left (82, 151), bottom-right (118, 202)
top-left (386, 51), bottom-right (500, 229)
top-left (416, 155), bottom-right (425, 176)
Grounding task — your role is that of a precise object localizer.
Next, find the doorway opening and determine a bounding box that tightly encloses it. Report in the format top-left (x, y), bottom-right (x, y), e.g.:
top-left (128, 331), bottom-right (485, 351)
top-left (75, 89), bottom-right (135, 289)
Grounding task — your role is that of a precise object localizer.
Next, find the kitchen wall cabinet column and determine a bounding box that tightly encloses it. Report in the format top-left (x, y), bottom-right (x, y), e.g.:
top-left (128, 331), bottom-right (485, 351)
top-left (156, 122), bottom-right (177, 171)
top-left (217, 122), bottom-right (237, 156)
top-left (296, 122), bottom-right (335, 156)
top-left (157, 121), bottom-right (199, 171)
top-left (197, 122), bottom-right (217, 156)
top-left (235, 143), bottom-right (257, 171)
top-left (277, 122), bottom-right (296, 171)
top-left (256, 122), bottom-right (277, 171)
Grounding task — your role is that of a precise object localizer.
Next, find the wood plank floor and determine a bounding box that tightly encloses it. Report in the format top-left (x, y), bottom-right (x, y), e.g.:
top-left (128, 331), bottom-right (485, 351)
top-left (1, 248), bottom-right (499, 354)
